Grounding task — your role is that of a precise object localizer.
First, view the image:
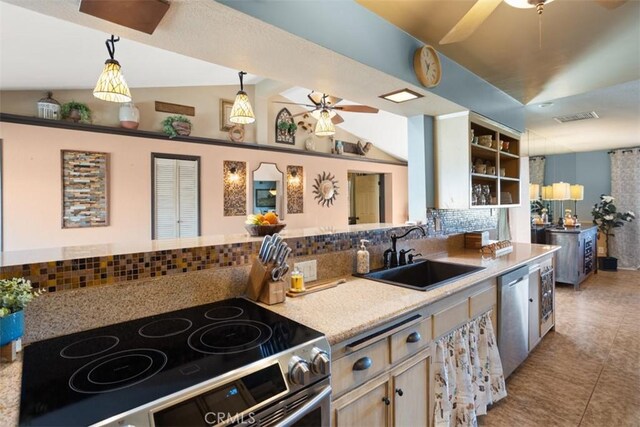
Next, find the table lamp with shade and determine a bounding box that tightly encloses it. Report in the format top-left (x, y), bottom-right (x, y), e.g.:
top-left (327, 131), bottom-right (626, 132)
top-left (570, 184), bottom-right (584, 219)
top-left (552, 182), bottom-right (571, 226)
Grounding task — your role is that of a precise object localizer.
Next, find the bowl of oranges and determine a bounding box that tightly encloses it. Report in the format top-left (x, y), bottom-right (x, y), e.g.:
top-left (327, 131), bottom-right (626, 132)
top-left (244, 212), bottom-right (286, 236)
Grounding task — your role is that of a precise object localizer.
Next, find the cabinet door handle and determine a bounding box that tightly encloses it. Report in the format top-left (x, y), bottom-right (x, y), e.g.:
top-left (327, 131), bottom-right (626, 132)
top-left (529, 298), bottom-right (534, 302)
top-left (382, 397), bottom-right (391, 406)
top-left (406, 331), bottom-right (421, 343)
top-left (395, 388), bottom-right (404, 397)
top-left (353, 357), bottom-right (372, 371)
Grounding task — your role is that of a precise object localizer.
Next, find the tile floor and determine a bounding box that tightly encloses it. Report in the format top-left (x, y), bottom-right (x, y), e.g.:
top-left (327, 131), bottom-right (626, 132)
top-left (480, 269), bottom-right (640, 426)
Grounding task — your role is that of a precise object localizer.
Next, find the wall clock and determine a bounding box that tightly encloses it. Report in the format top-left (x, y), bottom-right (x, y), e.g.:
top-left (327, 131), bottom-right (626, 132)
top-left (413, 45), bottom-right (442, 88)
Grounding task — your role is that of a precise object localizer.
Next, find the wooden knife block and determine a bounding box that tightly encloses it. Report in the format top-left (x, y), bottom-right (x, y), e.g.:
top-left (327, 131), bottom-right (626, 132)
top-left (245, 259), bottom-right (286, 305)
top-left (246, 259), bottom-right (271, 301)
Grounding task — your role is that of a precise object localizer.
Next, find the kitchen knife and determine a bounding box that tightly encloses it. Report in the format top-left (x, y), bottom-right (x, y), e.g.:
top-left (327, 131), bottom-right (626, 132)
top-left (264, 245), bottom-right (276, 265)
top-left (274, 242), bottom-right (288, 265)
top-left (258, 235), bottom-right (272, 261)
top-left (278, 246), bottom-right (292, 266)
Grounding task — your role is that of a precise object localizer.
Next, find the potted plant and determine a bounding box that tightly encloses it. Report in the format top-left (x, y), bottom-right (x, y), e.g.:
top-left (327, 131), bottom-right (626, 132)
top-left (60, 101), bottom-right (92, 124)
top-left (591, 194), bottom-right (635, 271)
top-left (0, 278), bottom-right (44, 346)
top-left (287, 122), bottom-right (297, 135)
top-left (161, 115), bottom-right (192, 138)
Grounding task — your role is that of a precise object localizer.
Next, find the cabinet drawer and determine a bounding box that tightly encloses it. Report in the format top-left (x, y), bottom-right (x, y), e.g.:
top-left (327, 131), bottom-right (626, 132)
top-left (389, 317), bottom-right (432, 364)
top-left (332, 338), bottom-right (389, 397)
top-left (469, 285), bottom-right (497, 318)
top-left (433, 299), bottom-right (470, 338)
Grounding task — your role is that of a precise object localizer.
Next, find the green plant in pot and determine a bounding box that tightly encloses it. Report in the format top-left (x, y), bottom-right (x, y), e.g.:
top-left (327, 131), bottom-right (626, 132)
top-left (60, 101), bottom-right (92, 124)
top-left (0, 278), bottom-right (45, 346)
top-left (287, 122), bottom-right (297, 135)
top-left (161, 115), bottom-right (192, 138)
top-left (591, 194), bottom-right (635, 271)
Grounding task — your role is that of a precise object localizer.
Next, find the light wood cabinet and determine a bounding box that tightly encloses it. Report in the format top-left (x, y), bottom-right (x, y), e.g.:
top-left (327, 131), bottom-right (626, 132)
top-left (434, 111), bottom-right (521, 209)
top-left (333, 350), bottom-right (431, 427)
top-left (334, 378), bottom-right (390, 427)
top-left (392, 356), bottom-right (429, 427)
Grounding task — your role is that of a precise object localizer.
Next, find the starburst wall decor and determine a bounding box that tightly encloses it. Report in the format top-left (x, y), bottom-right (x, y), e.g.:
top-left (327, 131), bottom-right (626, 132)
top-left (312, 171), bottom-right (339, 207)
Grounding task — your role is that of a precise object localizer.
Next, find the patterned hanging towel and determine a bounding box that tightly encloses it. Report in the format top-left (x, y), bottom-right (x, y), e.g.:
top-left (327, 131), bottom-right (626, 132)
top-left (433, 310), bottom-right (507, 427)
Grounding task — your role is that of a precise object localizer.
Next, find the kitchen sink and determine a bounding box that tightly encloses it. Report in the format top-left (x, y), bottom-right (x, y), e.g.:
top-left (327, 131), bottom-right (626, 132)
top-left (361, 259), bottom-right (485, 291)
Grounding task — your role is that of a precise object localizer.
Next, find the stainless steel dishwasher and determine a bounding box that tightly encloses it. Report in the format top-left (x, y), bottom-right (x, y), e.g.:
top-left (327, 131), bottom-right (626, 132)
top-left (498, 265), bottom-right (530, 379)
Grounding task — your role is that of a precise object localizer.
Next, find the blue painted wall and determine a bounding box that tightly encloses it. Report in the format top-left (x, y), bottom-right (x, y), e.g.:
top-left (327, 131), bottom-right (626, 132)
top-left (544, 150), bottom-right (610, 220)
top-left (220, 0), bottom-right (525, 132)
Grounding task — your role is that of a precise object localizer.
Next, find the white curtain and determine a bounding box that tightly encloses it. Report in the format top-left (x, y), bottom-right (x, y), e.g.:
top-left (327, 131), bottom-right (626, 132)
top-left (529, 156), bottom-right (546, 186)
top-left (433, 311), bottom-right (507, 427)
top-left (610, 149), bottom-right (640, 269)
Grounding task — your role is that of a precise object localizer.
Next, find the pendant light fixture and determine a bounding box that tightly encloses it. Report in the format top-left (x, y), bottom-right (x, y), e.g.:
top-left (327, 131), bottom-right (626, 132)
top-left (315, 109), bottom-right (335, 136)
top-left (93, 35), bottom-right (132, 103)
top-left (229, 71), bottom-right (255, 124)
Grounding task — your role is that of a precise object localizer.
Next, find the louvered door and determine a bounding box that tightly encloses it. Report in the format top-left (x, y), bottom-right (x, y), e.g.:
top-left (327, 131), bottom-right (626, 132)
top-left (153, 156), bottom-right (199, 239)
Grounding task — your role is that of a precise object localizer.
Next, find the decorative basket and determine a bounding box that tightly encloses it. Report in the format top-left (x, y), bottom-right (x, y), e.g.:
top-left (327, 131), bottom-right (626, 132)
top-left (244, 223), bottom-right (286, 237)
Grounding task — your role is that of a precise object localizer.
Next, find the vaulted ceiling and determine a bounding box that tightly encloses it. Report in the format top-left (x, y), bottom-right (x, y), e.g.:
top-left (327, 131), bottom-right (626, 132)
top-left (358, 0), bottom-right (640, 154)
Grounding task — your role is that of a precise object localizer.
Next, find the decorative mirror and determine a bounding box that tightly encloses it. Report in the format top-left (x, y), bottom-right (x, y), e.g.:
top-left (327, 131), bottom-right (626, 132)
top-left (312, 172), bottom-right (339, 207)
top-left (252, 163), bottom-right (285, 218)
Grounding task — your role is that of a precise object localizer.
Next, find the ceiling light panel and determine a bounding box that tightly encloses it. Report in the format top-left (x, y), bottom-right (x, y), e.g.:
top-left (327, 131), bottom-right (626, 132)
top-left (380, 89), bottom-right (423, 103)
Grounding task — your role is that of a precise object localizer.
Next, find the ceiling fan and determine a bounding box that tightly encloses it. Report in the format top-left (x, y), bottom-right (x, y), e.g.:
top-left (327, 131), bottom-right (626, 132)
top-left (274, 91), bottom-right (379, 126)
top-left (439, 0), bottom-right (629, 45)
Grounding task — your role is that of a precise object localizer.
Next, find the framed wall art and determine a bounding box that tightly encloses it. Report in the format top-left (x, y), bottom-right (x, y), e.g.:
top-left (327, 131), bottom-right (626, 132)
top-left (220, 99), bottom-right (235, 131)
top-left (61, 150), bottom-right (109, 228)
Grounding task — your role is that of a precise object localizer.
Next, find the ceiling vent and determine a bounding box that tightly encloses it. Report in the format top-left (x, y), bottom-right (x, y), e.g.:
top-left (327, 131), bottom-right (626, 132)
top-left (553, 111), bottom-right (600, 124)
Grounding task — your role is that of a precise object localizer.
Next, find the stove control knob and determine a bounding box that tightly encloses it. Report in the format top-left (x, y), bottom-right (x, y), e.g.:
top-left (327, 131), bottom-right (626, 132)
top-left (310, 347), bottom-right (330, 375)
top-left (288, 356), bottom-right (311, 385)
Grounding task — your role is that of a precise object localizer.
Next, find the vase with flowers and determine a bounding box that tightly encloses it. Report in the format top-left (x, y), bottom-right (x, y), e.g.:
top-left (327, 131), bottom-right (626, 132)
top-left (0, 278), bottom-right (45, 347)
top-left (591, 194), bottom-right (635, 271)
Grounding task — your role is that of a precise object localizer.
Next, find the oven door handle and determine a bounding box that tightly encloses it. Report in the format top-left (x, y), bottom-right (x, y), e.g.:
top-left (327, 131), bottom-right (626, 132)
top-left (277, 385), bottom-right (332, 427)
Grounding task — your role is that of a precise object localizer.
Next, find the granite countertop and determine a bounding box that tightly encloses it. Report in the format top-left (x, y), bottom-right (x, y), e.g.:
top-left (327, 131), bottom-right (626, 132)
top-left (263, 243), bottom-right (559, 345)
top-left (0, 242), bottom-right (558, 426)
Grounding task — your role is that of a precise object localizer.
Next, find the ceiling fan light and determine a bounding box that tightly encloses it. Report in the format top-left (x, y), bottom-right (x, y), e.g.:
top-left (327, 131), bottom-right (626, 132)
top-left (230, 90), bottom-right (255, 124)
top-left (93, 60), bottom-right (132, 103)
top-left (315, 109), bottom-right (335, 136)
top-left (504, 0), bottom-right (554, 8)
top-left (310, 109), bottom-right (337, 120)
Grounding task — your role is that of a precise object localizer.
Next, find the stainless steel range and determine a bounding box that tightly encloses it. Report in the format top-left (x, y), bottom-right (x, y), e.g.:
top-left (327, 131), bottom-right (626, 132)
top-left (20, 298), bottom-right (331, 426)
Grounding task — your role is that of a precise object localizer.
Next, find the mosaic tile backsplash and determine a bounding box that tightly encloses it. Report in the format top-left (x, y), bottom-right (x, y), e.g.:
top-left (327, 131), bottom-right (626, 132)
top-left (0, 209), bottom-right (497, 292)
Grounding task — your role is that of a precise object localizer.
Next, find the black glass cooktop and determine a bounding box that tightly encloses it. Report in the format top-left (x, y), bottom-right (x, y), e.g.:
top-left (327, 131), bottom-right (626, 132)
top-left (20, 298), bottom-right (322, 426)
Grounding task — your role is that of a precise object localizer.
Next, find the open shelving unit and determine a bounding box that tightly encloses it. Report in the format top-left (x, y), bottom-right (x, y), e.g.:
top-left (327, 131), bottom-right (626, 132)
top-left (469, 114), bottom-right (521, 208)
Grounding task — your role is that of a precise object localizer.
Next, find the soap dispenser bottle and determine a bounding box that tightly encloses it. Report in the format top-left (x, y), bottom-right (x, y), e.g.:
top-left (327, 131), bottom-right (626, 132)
top-left (357, 239), bottom-right (370, 274)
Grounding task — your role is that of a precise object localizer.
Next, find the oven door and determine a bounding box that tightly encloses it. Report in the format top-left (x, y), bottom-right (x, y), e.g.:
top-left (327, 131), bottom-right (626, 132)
top-left (243, 379), bottom-right (331, 427)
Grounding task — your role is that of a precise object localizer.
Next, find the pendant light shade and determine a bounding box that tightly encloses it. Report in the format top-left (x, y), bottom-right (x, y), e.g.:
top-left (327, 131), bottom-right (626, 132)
top-left (552, 182), bottom-right (571, 201)
top-left (315, 109), bottom-right (335, 136)
top-left (570, 184), bottom-right (584, 201)
top-left (541, 185), bottom-right (553, 200)
top-left (93, 35), bottom-right (131, 103)
top-left (230, 71), bottom-right (255, 124)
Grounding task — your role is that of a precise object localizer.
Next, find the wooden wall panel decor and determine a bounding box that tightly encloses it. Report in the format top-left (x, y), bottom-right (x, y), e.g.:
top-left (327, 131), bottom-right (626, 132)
top-left (154, 101), bottom-right (195, 117)
top-left (61, 150), bottom-right (109, 228)
top-left (287, 165), bottom-right (304, 214)
top-left (223, 161), bottom-right (247, 217)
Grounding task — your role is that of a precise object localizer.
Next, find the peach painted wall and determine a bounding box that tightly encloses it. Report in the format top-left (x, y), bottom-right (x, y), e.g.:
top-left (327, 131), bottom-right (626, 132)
top-left (0, 123), bottom-right (408, 251)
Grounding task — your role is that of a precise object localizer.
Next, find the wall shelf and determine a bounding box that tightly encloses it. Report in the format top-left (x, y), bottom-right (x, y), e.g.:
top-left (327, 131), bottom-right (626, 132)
top-left (0, 113), bottom-right (407, 167)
